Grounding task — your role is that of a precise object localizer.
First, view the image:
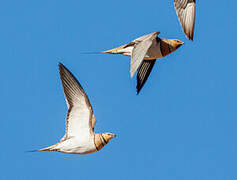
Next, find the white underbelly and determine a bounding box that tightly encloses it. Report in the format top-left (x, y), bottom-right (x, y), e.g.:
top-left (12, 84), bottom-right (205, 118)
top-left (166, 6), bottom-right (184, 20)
top-left (57, 136), bottom-right (96, 154)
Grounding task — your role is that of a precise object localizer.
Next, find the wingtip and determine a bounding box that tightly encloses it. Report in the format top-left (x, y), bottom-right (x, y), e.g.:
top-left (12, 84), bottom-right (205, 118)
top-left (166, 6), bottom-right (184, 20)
top-left (136, 89), bottom-right (141, 95)
top-left (58, 63), bottom-right (69, 75)
top-left (136, 83), bottom-right (142, 95)
top-left (58, 62), bottom-right (65, 70)
top-left (136, 80), bottom-right (141, 95)
top-left (187, 34), bottom-right (194, 41)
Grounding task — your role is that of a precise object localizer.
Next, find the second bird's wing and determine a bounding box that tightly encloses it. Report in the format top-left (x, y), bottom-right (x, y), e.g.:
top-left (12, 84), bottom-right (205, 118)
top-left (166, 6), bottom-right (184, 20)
top-left (174, 0), bottom-right (195, 40)
top-left (59, 63), bottom-right (95, 140)
top-left (130, 32), bottom-right (159, 78)
top-left (136, 60), bottom-right (156, 94)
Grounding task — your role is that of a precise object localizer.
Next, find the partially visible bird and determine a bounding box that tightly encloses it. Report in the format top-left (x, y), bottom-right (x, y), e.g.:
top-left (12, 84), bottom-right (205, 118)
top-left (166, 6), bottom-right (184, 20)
top-left (174, 0), bottom-right (196, 40)
top-left (102, 32), bottom-right (184, 94)
top-left (33, 63), bottom-right (116, 154)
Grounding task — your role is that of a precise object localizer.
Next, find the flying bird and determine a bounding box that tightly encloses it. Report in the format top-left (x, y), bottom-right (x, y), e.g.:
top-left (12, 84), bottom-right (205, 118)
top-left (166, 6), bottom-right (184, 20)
top-left (102, 32), bottom-right (184, 94)
top-left (174, 0), bottom-right (196, 40)
top-left (34, 63), bottom-right (116, 154)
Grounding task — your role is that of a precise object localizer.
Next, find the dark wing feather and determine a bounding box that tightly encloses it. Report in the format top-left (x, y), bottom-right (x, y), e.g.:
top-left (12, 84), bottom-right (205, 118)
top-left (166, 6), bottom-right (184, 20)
top-left (136, 60), bottom-right (156, 94)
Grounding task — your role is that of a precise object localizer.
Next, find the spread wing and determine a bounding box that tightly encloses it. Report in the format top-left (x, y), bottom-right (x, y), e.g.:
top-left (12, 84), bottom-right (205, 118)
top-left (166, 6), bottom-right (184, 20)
top-left (174, 0), bottom-right (195, 40)
top-left (130, 32), bottom-right (159, 78)
top-left (136, 60), bottom-right (156, 94)
top-left (59, 63), bottom-right (95, 140)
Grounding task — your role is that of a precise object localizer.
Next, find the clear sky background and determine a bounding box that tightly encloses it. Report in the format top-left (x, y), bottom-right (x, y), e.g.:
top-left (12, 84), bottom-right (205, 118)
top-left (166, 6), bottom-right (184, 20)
top-left (0, 0), bottom-right (237, 179)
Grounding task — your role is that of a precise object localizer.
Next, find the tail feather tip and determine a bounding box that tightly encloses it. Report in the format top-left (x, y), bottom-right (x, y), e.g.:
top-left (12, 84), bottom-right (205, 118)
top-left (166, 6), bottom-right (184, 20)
top-left (25, 149), bottom-right (40, 153)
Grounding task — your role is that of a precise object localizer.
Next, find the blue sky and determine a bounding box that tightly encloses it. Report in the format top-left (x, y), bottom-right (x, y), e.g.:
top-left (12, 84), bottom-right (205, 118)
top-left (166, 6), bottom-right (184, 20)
top-left (0, 0), bottom-right (237, 179)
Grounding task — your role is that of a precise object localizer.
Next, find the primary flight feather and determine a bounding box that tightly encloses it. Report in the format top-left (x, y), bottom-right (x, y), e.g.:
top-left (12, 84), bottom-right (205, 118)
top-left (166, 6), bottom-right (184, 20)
top-left (174, 0), bottom-right (196, 40)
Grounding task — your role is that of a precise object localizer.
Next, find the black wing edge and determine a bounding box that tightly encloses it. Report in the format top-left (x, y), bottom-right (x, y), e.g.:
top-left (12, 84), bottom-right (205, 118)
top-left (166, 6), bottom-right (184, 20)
top-left (58, 62), bottom-right (87, 104)
top-left (136, 60), bottom-right (156, 94)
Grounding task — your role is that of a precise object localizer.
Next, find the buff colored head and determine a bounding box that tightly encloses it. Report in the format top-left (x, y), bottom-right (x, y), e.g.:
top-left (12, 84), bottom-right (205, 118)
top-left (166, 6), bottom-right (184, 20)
top-left (94, 133), bottom-right (116, 151)
top-left (160, 38), bottom-right (184, 56)
top-left (170, 39), bottom-right (184, 50)
top-left (101, 133), bottom-right (116, 143)
top-left (166, 39), bottom-right (184, 52)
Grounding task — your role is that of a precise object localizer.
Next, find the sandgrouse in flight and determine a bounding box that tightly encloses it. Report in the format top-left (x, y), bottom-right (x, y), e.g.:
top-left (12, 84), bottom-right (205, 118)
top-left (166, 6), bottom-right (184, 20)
top-left (102, 32), bottom-right (184, 94)
top-left (34, 63), bottom-right (115, 154)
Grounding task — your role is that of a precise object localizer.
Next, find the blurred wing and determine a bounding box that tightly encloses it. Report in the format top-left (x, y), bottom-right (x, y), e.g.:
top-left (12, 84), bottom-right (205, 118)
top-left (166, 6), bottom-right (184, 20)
top-left (130, 32), bottom-right (159, 78)
top-left (59, 63), bottom-right (95, 139)
top-left (174, 0), bottom-right (195, 40)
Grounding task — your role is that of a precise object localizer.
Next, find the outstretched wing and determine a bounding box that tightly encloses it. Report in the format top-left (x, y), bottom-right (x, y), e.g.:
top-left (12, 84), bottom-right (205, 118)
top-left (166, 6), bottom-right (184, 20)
top-left (174, 0), bottom-right (195, 40)
top-left (136, 60), bottom-right (156, 94)
top-left (130, 32), bottom-right (159, 78)
top-left (59, 63), bottom-right (95, 140)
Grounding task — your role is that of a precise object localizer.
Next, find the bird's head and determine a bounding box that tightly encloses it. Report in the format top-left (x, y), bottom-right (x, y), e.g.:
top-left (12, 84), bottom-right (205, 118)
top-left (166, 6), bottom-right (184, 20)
top-left (168, 39), bottom-right (184, 52)
top-left (160, 38), bottom-right (184, 56)
top-left (101, 133), bottom-right (116, 143)
top-left (94, 133), bottom-right (116, 151)
top-left (171, 39), bottom-right (184, 50)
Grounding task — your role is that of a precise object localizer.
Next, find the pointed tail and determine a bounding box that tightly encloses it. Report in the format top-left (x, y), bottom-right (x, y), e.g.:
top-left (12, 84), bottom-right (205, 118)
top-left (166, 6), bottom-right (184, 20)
top-left (26, 144), bottom-right (57, 153)
top-left (25, 149), bottom-right (40, 153)
top-left (100, 45), bottom-right (127, 54)
top-left (79, 51), bottom-right (103, 55)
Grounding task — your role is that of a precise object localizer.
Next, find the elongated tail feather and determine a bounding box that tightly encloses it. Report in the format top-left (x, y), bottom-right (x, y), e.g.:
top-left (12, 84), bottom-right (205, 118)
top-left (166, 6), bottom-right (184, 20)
top-left (101, 44), bottom-right (128, 54)
top-left (27, 144), bottom-right (58, 153)
top-left (79, 51), bottom-right (103, 54)
top-left (25, 149), bottom-right (40, 153)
